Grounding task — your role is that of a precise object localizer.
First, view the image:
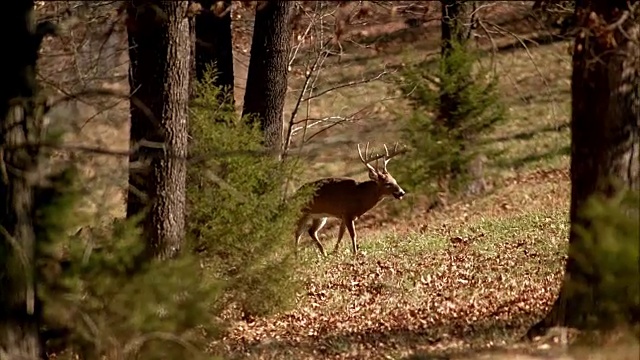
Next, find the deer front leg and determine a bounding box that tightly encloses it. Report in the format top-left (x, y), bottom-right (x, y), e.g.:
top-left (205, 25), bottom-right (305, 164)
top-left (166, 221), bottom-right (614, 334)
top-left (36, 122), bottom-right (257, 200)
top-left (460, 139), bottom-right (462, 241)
top-left (333, 221), bottom-right (346, 254)
top-left (345, 219), bottom-right (358, 254)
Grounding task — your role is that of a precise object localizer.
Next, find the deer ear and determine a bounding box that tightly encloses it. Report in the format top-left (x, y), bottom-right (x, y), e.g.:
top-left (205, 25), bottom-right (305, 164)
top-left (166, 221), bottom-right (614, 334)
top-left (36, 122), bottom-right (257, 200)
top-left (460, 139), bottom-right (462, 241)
top-left (367, 168), bottom-right (378, 181)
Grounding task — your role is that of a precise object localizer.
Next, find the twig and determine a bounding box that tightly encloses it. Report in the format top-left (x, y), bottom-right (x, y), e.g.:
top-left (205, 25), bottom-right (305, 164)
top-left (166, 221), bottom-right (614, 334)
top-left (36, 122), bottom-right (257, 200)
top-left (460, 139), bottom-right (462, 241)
top-left (79, 311), bottom-right (105, 354)
top-left (290, 116), bottom-right (354, 136)
top-left (293, 92), bottom-right (405, 145)
top-left (285, 2), bottom-right (337, 162)
top-left (288, 19), bottom-right (315, 71)
top-left (486, 20), bottom-right (558, 121)
top-left (301, 68), bottom-right (393, 102)
top-left (605, 2), bottom-right (639, 42)
top-left (40, 86), bottom-right (168, 141)
top-left (605, 8), bottom-right (632, 32)
top-left (284, 39), bottom-right (332, 154)
top-left (476, 19), bottom-right (498, 72)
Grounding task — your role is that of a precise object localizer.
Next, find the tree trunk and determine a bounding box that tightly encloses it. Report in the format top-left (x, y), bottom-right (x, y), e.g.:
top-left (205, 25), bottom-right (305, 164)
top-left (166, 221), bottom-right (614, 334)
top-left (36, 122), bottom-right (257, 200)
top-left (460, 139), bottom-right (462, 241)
top-left (195, 0), bottom-right (234, 103)
top-left (0, 0), bottom-right (50, 357)
top-left (439, 0), bottom-right (469, 129)
top-left (527, 0), bottom-right (639, 337)
top-left (126, 0), bottom-right (191, 259)
top-left (440, 0), bottom-right (468, 58)
top-left (438, 0), bottom-right (470, 179)
top-left (242, 0), bottom-right (293, 156)
top-left (188, 5), bottom-right (197, 99)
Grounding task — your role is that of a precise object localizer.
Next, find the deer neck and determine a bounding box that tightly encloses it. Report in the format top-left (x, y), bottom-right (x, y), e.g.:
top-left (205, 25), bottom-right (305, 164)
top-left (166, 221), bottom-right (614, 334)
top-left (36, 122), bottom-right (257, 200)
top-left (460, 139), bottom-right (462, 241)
top-left (360, 180), bottom-right (387, 211)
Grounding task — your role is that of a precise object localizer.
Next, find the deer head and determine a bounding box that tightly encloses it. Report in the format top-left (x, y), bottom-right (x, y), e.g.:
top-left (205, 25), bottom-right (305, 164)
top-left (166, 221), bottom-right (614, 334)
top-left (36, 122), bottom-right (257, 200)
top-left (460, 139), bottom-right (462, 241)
top-left (357, 142), bottom-right (406, 200)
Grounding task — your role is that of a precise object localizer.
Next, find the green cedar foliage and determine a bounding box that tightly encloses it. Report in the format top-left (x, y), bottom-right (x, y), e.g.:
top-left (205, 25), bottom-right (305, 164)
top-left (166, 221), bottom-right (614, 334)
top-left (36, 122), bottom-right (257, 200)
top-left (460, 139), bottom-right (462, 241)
top-left (395, 40), bottom-right (504, 197)
top-left (187, 69), bottom-right (313, 318)
top-left (35, 166), bottom-right (218, 360)
top-left (569, 188), bottom-right (640, 328)
top-left (33, 67), bottom-right (313, 360)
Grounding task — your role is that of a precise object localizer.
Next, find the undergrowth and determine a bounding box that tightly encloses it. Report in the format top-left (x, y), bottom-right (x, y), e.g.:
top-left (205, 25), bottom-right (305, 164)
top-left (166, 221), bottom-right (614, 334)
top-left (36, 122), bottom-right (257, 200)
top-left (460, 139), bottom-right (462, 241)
top-left (35, 167), bottom-right (217, 360)
top-left (186, 70), bottom-right (314, 319)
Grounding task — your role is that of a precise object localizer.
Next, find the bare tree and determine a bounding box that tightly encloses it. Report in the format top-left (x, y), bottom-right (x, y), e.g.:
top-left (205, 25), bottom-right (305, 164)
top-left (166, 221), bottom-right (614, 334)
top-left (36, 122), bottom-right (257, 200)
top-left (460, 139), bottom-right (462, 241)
top-left (0, 0), bottom-right (55, 357)
top-left (528, 0), bottom-right (639, 337)
top-left (195, 0), bottom-right (234, 102)
top-left (282, 2), bottom-right (397, 158)
top-left (126, 0), bottom-right (192, 259)
top-left (242, 1), bottom-right (294, 156)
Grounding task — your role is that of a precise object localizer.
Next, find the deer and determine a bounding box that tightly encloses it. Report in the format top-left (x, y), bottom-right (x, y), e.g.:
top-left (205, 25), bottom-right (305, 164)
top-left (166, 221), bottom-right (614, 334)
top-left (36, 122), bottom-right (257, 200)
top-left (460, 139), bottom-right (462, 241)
top-left (294, 142), bottom-right (406, 257)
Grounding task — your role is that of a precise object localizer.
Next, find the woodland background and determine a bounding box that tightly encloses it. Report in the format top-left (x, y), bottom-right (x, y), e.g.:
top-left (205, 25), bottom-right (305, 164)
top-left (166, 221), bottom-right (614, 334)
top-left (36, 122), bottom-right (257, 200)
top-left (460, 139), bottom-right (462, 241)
top-left (0, 1), bottom-right (638, 359)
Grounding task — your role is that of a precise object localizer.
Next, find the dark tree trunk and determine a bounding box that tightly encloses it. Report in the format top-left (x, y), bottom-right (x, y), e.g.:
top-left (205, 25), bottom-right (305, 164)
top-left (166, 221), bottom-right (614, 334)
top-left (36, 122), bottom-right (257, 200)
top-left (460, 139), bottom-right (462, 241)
top-left (242, 0), bottom-right (293, 156)
top-left (126, 0), bottom-right (191, 259)
top-left (195, 0), bottom-right (234, 102)
top-left (440, 0), bottom-right (468, 58)
top-left (438, 0), bottom-right (470, 179)
top-left (439, 0), bottom-right (469, 129)
top-left (527, 0), bottom-right (639, 338)
top-left (0, 0), bottom-right (51, 357)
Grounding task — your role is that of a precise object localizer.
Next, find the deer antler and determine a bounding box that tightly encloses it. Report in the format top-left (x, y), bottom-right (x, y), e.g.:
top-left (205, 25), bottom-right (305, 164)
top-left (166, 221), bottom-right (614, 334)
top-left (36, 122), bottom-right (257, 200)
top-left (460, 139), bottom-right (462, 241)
top-left (357, 142), bottom-right (377, 173)
top-left (382, 143), bottom-right (404, 173)
top-left (358, 142), bottom-right (406, 173)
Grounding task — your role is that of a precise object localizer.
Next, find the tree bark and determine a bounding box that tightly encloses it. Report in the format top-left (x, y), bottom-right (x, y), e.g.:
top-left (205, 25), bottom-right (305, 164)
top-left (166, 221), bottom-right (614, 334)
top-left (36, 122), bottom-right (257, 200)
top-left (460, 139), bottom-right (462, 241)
top-left (527, 0), bottom-right (639, 337)
top-left (0, 0), bottom-right (50, 357)
top-left (126, 0), bottom-right (191, 259)
top-left (440, 0), bottom-right (468, 58)
top-left (242, 0), bottom-right (293, 156)
top-left (188, 5), bottom-right (197, 99)
top-left (438, 0), bottom-right (470, 180)
top-left (195, 0), bottom-right (234, 103)
top-left (439, 0), bottom-right (470, 129)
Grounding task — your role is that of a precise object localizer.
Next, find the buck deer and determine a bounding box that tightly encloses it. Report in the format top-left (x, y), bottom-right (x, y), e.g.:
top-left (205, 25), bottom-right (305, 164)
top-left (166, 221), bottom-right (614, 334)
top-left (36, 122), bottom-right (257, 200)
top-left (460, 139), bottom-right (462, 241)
top-left (294, 143), bottom-right (406, 257)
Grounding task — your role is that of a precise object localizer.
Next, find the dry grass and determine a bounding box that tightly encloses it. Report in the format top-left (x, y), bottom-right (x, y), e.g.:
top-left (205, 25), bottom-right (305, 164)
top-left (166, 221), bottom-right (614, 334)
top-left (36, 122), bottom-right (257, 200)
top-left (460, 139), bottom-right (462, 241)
top-left (285, 35), bottom-right (571, 188)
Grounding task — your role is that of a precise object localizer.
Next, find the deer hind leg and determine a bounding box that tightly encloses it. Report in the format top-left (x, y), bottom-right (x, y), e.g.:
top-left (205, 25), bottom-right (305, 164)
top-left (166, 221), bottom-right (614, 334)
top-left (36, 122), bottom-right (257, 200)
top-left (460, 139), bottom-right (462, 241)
top-left (332, 221), bottom-right (347, 254)
top-left (308, 217), bottom-right (327, 257)
top-left (294, 215), bottom-right (309, 258)
top-left (345, 219), bottom-right (358, 254)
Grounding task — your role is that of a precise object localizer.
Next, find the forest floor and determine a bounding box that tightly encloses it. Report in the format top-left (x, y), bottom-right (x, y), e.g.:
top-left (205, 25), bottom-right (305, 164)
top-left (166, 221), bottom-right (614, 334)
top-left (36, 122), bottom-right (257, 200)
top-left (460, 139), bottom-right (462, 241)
top-left (212, 2), bottom-right (639, 360)
top-left (34, 1), bottom-right (638, 359)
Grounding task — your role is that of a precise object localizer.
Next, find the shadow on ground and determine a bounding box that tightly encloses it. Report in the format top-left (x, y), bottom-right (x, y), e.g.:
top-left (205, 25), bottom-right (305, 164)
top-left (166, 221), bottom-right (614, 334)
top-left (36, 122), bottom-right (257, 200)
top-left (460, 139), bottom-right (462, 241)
top-left (226, 314), bottom-right (538, 359)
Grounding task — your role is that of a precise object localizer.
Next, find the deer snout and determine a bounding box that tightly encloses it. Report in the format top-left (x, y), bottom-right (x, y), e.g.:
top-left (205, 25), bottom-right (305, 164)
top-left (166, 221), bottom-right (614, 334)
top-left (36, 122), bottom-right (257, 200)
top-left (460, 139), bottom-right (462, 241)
top-left (393, 189), bottom-right (406, 200)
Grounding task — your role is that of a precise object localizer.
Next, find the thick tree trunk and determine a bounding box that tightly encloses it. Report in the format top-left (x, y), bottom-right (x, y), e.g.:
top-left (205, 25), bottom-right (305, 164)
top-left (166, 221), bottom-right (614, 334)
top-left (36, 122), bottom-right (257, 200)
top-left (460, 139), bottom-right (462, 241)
top-left (242, 0), bottom-right (293, 156)
top-left (0, 0), bottom-right (49, 357)
top-left (195, 0), bottom-right (234, 102)
top-left (189, 6), bottom-right (197, 99)
top-left (527, 0), bottom-right (639, 337)
top-left (126, 0), bottom-right (191, 259)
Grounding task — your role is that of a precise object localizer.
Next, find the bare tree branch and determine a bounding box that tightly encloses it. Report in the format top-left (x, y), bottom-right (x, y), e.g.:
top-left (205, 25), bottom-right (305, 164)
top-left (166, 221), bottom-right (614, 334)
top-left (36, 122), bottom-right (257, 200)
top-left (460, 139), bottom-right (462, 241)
top-left (301, 67), bottom-right (393, 103)
top-left (484, 20), bottom-right (559, 121)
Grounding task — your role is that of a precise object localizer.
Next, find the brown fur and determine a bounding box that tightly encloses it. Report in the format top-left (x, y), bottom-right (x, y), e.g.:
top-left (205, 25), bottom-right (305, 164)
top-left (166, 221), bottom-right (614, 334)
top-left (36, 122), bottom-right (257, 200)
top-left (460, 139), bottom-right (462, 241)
top-left (295, 144), bottom-right (406, 257)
